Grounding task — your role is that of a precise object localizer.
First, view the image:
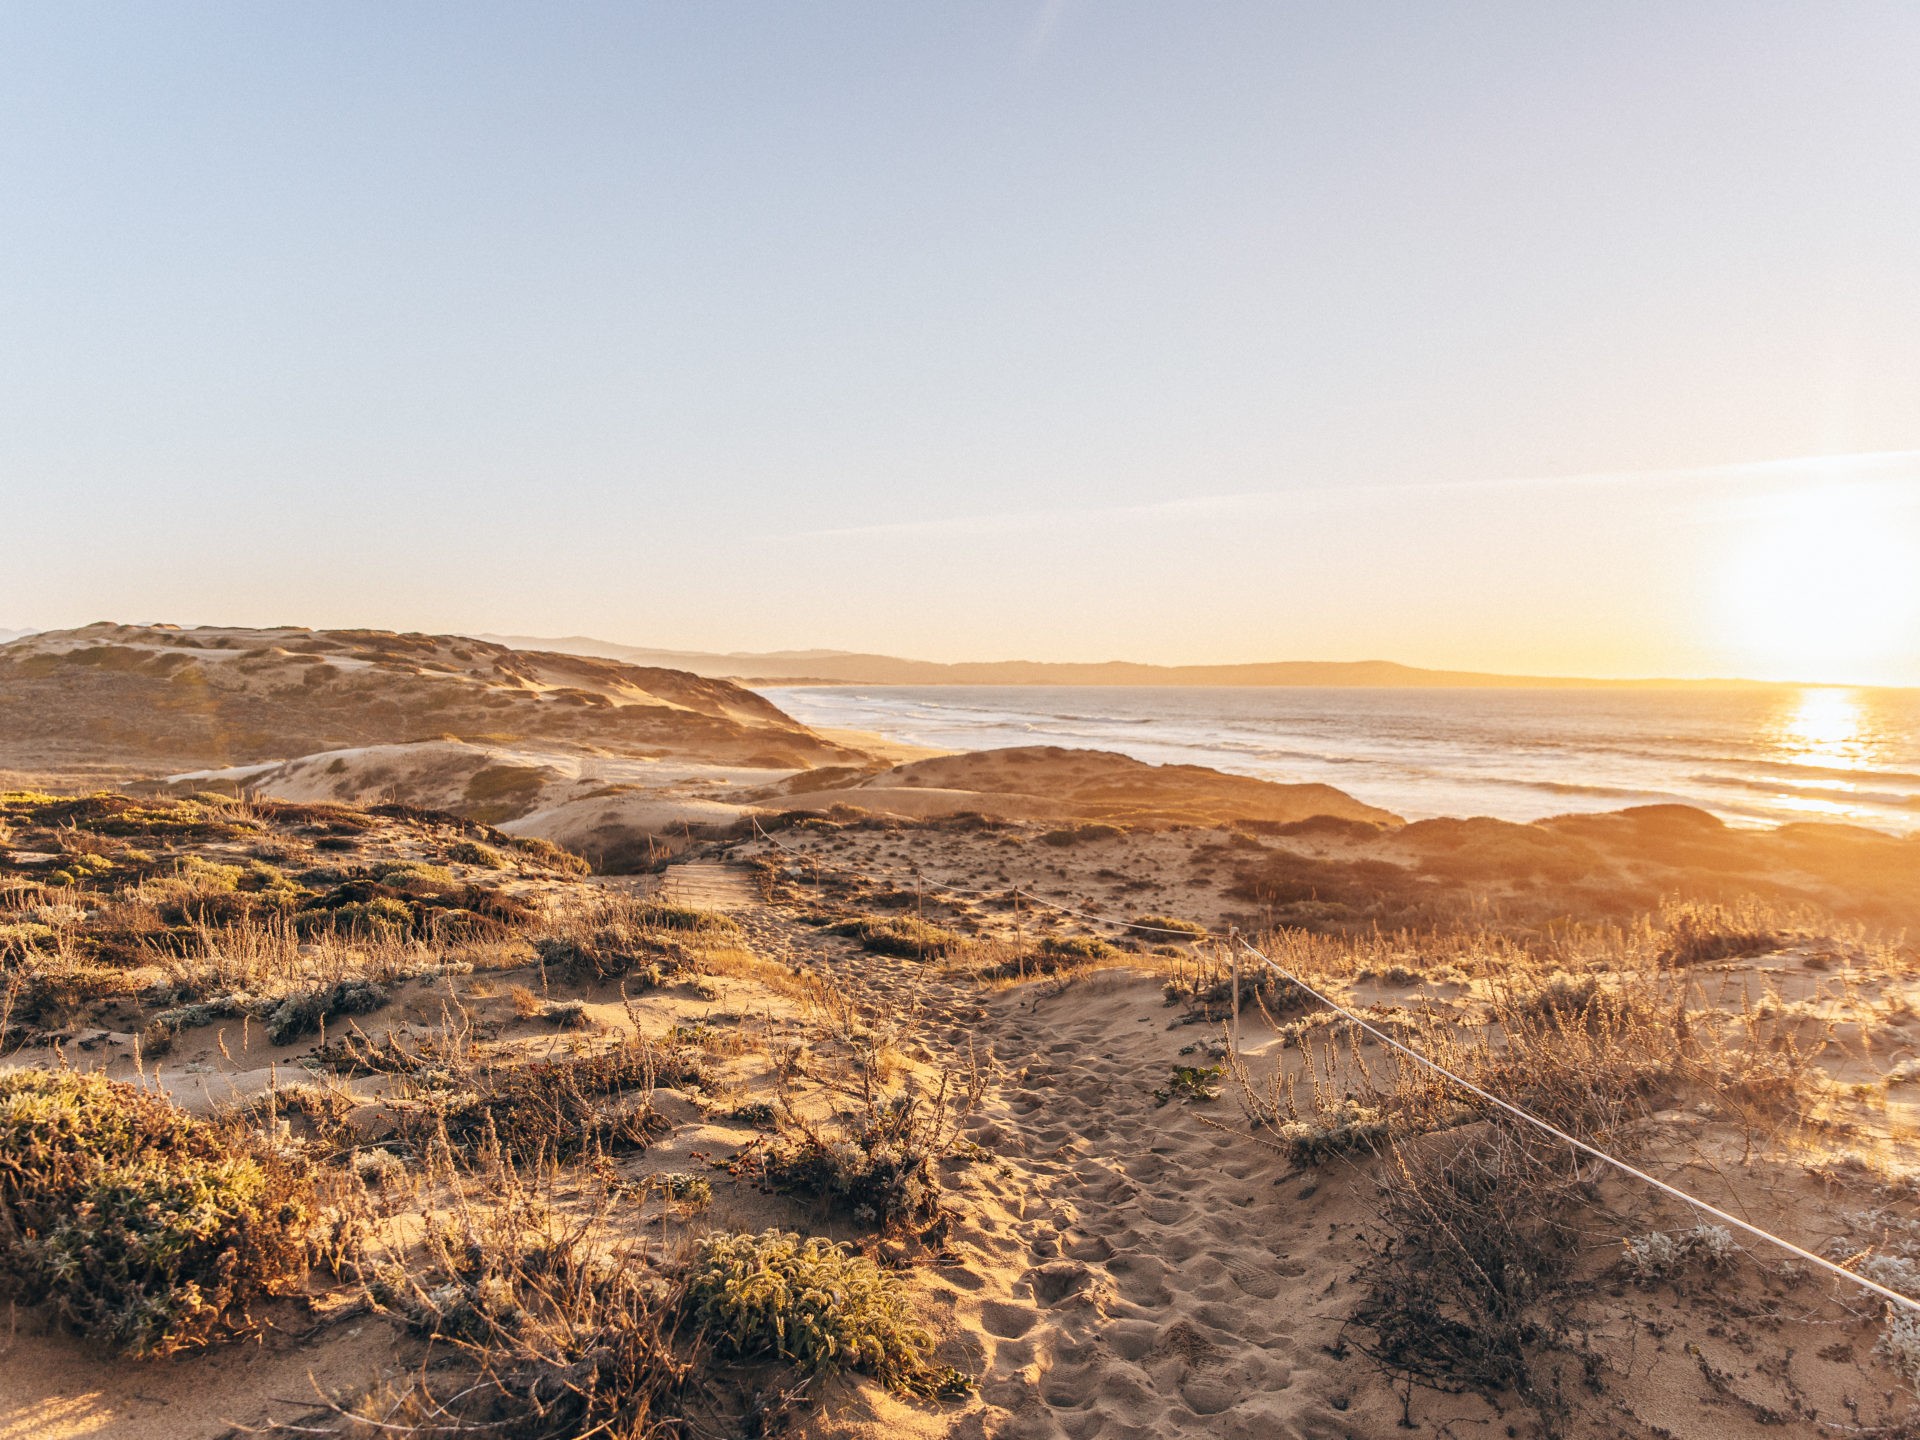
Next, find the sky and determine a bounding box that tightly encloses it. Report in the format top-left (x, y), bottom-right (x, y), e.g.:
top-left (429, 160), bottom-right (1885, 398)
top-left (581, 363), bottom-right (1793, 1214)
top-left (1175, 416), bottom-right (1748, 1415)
top-left (3, 2), bottom-right (1919, 684)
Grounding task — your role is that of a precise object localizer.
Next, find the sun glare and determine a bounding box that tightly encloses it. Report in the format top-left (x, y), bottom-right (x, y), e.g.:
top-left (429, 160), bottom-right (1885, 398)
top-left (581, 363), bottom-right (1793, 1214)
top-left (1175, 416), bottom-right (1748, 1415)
top-left (1716, 482), bottom-right (1920, 684)
top-left (1775, 686), bottom-right (1871, 771)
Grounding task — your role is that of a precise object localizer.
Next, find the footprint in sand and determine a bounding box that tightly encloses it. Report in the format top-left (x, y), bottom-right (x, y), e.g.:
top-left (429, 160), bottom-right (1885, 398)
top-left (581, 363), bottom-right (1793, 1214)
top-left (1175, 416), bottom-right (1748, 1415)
top-left (1065, 1234), bottom-right (1113, 1262)
top-left (1027, 1260), bottom-right (1097, 1305)
top-left (1102, 1318), bottom-right (1160, 1361)
top-left (1222, 1257), bottom-right (1284, 1299)
top-left (1139, 1195), bottom-right (1188, 1225)
top-left (1104, 1252), bottom-right (1175, 1308)
top-left (980, 1299), bottom-right (1040, 1338)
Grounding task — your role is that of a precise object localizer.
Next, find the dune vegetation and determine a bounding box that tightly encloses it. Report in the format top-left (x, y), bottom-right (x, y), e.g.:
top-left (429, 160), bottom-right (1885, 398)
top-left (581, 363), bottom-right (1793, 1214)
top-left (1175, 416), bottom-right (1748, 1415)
top-left (6, 681), bottom-right (1920, 1437)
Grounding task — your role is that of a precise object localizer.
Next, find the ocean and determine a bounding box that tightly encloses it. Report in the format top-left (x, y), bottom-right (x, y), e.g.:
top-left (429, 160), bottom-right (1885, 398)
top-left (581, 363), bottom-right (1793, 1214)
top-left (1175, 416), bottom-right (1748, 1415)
top-left (758, 684), bottom-right (1920, 834)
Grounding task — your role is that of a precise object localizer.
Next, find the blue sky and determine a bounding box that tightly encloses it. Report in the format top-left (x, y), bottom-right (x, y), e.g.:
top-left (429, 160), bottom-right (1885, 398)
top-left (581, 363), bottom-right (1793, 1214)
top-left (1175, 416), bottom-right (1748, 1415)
top-left (4, 3), bottom-right (1919, 681)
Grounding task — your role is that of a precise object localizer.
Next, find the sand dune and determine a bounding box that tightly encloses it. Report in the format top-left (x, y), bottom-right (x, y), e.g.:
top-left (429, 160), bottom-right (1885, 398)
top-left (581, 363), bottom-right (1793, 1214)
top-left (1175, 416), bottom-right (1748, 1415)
top-left (9, 630), bottom-right (1920, 1440)
top-left (0, 623), bottom-right (854, 777)
top-left (7, 775), bottom-right (1920, 1438)
top-left (794, 745), bottom-right (1403, 827)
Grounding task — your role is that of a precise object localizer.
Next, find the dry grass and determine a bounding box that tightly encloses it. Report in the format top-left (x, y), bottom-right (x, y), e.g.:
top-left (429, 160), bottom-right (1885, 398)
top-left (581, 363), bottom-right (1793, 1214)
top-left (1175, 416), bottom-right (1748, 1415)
top-left (1208, 900), bottom-right (1916, 1424)
top-left (757, 1057), bottom-right (988, 1239)
top-left (1349, 1123), bottom-right (1600, 1415)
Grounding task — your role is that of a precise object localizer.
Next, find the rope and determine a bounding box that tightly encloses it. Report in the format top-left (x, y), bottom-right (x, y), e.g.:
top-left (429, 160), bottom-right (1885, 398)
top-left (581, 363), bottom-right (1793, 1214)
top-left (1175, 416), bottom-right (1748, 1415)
top-left (743, 813), bottom-right (1920, 1317)
top-left (1233, 935), bottom-right (1920, 1317)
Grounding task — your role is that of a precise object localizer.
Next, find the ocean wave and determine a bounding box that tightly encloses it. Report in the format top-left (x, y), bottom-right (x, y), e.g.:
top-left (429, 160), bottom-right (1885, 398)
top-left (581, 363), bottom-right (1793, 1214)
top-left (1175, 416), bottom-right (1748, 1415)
top-left (763, 684), bottom-right (1920, 833)
top-left (1689, 773), bottom-right (1920, 811)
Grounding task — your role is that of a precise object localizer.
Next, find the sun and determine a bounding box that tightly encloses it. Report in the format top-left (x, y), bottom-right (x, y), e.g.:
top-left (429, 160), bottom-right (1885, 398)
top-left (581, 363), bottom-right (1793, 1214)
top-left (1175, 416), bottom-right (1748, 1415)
top-left (1715, 482), bottom-right (1920, 685)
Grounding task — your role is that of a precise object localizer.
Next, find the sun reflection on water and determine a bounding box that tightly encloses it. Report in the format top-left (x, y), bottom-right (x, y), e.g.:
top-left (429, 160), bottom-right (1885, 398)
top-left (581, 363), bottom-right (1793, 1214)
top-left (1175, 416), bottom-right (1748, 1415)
top-left (1775, 688), bottom-right (1874, 773)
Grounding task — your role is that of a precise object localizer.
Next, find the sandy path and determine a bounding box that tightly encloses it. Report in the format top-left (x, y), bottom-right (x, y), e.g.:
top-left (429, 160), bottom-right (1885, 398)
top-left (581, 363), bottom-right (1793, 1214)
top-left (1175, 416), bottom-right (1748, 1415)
top-left (712, 870), bottom-right (1371, 1440)
top-left (945, 977), bottom-right (1352, 1439)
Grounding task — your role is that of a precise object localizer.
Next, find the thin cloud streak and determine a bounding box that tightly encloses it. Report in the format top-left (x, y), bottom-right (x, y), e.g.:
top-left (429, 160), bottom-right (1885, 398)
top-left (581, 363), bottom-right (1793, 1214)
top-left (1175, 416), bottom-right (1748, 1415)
top-left (758, 450), bottom-right (1920, 545)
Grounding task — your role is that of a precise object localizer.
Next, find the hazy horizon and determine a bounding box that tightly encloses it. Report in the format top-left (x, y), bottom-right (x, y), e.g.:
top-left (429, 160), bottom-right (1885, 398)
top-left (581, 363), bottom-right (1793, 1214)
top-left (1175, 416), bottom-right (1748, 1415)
top-left (6, 4), bottom-right (1920, 684)
top-left (7, 618), bottom-right (1918, 693)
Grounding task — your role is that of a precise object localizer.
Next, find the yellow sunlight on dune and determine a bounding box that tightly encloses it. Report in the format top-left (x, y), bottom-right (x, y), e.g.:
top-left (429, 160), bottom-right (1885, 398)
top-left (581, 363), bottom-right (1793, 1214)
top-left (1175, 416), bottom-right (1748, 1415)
top-left (1717, 481), bottom-right (1920, 685)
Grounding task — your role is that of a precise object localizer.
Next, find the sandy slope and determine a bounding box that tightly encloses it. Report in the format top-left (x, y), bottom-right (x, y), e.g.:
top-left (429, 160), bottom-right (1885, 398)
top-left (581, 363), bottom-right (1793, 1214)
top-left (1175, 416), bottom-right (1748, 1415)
top-left (0, 623), bottom-right (853, 776)
top-left (10, 780), bottom-right (1920, 1438)
top-left (764, 746), bottom-right (1402, 829)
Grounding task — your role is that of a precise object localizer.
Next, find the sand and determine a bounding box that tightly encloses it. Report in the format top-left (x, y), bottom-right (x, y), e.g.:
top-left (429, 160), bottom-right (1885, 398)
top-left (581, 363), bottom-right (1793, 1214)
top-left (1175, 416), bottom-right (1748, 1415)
top-left (7, 628), bottom-right (1920, 1437)
top-left (8, 824), bottom-right (1920, 1438)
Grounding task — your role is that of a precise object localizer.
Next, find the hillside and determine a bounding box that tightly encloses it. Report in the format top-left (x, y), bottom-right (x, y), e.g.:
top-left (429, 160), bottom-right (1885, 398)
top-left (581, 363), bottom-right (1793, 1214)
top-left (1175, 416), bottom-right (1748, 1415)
top-left (0, 624), bottom-right (857, 778)
top-left (476, 632), bottom-right (1786, 689)
top-left (0, 625), bottom-right (1400, 869)
top-left (757, 744), bottom-right (1403, 827)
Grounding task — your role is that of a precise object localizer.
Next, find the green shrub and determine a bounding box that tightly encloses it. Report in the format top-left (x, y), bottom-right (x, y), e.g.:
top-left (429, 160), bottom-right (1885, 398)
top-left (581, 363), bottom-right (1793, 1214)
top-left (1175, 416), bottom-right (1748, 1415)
top-left (297, 895), bottom-right (415, 935)
top-left (1038, 822), bottom-right (1126, 847)
top-left (447, 839), bottom-right (505, 868)
top-left (508, 834), bottom-right (591, 875)
top-left (979, 933), bottom-right (1120, 981)
top-left (632, 901), bottom-right (739, 933)
top-left (827, 915), bottom-right (962, 960)
top-left (374, 861), bottom-right (457, 895)
top-left (1153, 1064), bottom-right (1224, 1105)
top-left (653, 1172), bottom-right (711, 1210)
top-left (0, 1070), bottom-right (325, 1357)
top-left (1129, 913), bottom-right (1207, 939)
top-left (1036, 934), bottom-right (1118, 962)
top-left (686, 1230), bottom-right (968, 1397)
top-left (170, 855), bottom-right (245, 891)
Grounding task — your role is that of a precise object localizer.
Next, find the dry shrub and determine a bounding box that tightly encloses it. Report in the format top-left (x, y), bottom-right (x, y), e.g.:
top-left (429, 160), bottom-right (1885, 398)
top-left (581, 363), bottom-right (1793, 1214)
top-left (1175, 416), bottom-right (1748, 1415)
top-left (531, 895), bottom-right (733, 983)
top-left (1657, 898), bottom-right (1780, 966)
top-left (1476, 972), bottom-right (1683, 1133)
top-left (1350, 1123), bottom-right (1599, 1415)
top-left (0, 1069), bottom-right (336, 1357)
top-left (338, 1209), bottom-right (967, 1438)
top-left (6, 956), bottom-right (143, 1027)
top-left (400, 1036), bottom-right (691, 1168)
top-left (760, 1062), bottom-right (986, 1238)
top-left (352, 1181), bottom-right (699, 1439)
top-left (1164, 943), bottom-right (1313, 1025)
top-left (262, 976), bottom-right (388, 1044)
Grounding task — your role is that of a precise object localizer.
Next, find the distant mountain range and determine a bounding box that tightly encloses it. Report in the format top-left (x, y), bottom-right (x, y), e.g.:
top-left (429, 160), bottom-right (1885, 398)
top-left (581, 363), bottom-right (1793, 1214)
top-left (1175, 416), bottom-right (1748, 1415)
top-left (474, 634), bottom-right (1785, 690)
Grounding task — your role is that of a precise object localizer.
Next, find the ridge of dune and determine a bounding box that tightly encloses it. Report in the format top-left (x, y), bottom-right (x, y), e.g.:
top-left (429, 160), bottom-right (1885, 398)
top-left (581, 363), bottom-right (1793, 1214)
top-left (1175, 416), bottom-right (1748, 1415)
top-left (0, 622), bottom-right (858, 780)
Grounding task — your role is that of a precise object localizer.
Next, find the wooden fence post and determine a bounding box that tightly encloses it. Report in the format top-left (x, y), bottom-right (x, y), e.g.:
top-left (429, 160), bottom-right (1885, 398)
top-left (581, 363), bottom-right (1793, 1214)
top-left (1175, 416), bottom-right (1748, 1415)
top-left (1229, 934), bottom-right (1241, 1055)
